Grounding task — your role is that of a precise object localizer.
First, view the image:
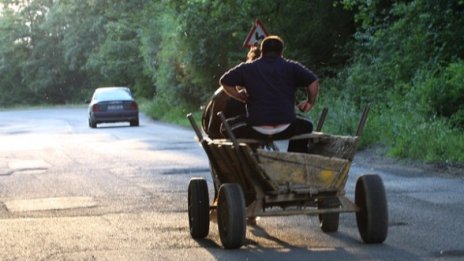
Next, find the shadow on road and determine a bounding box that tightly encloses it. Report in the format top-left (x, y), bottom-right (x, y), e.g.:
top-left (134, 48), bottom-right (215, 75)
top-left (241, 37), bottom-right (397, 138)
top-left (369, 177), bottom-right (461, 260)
top-left (192, 224), bottom-right (422, 260)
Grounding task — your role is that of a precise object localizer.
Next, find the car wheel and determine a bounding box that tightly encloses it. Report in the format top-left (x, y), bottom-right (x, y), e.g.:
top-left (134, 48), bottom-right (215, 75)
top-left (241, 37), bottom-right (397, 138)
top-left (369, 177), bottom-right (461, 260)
top-left (89, 118), bottom-right (97, 128)
top-left (130, 118), bottom-right (139, 127)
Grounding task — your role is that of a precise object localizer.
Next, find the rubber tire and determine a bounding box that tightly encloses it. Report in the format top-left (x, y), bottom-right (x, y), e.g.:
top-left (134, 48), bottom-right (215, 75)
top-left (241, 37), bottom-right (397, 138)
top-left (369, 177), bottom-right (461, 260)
top-left (355, 174), bottom-right (388, 244)
top-left (89, 118), bottom-right (97, 128)
top-left (130, 118), bottom-right (139, 127)
top-left (217, 183), bottom-right (246, 249)
top-left (188, 177), bottom-right (210, 239)
top-left (318, 197), bottom-right (340, 233)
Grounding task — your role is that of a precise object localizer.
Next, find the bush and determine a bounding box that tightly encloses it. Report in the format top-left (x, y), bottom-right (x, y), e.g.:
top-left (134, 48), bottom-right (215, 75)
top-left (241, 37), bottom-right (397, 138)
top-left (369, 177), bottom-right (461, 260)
top-left (416, 61), bottom-right (464, 129)
top-left (140, 96), bottom-right (201, 127)
top-left (361, 100), bottom-right (464, 164)
top-left (326, 1), bottom-right (464, 165)
top-left (314, 79), bottom-right (374, 148)
top-left (319, 76), bottom-right (464, 164)
top-left (387, 115), bottom-right (464, 163)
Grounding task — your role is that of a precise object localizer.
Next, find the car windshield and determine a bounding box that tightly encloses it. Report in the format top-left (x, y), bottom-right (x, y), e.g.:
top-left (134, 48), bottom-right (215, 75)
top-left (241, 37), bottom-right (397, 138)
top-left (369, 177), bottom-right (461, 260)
top-left (93, 88), bottom-right (132, 101)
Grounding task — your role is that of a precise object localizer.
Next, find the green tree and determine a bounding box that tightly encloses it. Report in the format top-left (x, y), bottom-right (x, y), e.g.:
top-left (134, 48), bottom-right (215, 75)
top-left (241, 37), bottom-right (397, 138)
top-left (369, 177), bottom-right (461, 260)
top-left (86, 1), bottom-right (154, 99)
top-left (0, 6), bottom-right (32, 105)
top-left (142, 0), bottom-right (355, 108)
top-left (0, 0), bottom-right (61, 104)
top-left (45, 1), bottom-right (108, 101)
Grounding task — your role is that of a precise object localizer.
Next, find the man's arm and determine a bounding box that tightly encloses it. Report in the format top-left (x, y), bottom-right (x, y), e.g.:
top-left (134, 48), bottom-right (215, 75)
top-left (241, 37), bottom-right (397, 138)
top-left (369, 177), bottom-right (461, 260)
top-left (297, 80), bottom-right (319, 112)
top-left (219, 63), bottom-right (248, 103)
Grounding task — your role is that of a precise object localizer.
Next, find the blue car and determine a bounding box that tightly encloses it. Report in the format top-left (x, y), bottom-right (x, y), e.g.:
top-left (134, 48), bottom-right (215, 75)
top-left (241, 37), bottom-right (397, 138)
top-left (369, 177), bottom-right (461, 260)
top-left (88, 87), bottom-right (139, 128)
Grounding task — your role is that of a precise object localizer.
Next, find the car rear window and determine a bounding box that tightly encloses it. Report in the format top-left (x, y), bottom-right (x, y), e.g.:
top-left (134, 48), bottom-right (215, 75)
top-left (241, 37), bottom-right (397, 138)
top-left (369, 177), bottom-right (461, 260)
top-left (93, 89), bottom-right (133, 101)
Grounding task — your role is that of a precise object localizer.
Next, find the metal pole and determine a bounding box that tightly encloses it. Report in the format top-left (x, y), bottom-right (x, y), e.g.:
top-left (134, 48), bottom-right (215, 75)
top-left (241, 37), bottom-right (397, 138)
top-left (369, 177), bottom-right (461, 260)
top-left (355, 105), bottom-right (370, 137)
top-left (217, 111), bottom-right (240, 149)
top-left (316, 107), bottom-right (329, 132)
top-left (187, 113), bottom-right (204, 142)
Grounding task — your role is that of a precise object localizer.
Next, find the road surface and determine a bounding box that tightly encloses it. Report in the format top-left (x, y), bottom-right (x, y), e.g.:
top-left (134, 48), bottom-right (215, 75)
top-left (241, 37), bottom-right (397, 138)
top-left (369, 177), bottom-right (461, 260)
top-left (0, 107), bottom-right (463, 260)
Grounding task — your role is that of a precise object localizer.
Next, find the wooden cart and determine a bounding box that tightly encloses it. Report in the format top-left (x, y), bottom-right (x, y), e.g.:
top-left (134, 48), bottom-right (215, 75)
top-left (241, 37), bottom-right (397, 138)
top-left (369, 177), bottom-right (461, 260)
top-left (186, 107), bottom-right (388, 249)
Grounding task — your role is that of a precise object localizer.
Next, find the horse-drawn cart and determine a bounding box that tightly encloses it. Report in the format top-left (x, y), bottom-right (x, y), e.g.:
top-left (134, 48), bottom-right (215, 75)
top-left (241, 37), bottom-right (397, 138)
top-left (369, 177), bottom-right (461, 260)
top-left (186, 107), bottom-right (388, 249)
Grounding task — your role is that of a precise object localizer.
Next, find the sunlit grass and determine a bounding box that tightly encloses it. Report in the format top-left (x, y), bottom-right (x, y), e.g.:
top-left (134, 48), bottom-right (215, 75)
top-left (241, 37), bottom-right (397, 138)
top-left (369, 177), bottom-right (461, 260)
top-left (139, 98), bottom-right (202, 127)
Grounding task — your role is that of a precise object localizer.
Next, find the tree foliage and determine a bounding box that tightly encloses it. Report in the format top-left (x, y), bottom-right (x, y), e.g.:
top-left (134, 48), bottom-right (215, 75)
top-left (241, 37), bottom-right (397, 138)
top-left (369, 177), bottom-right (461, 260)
top-left (332, 0), bottom-right (464, 162)
top-left (0, 0), bottom-right (462, 163)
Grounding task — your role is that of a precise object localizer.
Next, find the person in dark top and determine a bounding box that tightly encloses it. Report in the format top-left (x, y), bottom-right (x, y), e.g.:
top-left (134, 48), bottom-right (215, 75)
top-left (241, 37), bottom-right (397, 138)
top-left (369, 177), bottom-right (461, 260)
top-left (219, 35), bottom-right (320, 152)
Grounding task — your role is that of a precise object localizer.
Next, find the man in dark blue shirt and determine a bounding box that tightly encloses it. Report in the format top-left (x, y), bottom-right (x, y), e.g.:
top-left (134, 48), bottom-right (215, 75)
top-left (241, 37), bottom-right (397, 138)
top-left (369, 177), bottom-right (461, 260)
top-left (219, 35), bottom-right (320, 152)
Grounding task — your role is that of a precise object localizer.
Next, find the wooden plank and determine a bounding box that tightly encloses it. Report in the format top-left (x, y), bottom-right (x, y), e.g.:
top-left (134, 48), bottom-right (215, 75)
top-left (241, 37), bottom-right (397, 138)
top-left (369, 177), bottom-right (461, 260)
top-left (289, 131), bottom-right (330, 140)
top-left (208, 143), bottom-right (253, 193)
top-left (215, 143), bottom-right (260, 205)
top-left (239, 146), bottom-right (277, 192)
top-left (207, 143), bottom-right (236, 184)
top-left (219, 144), bottom-right (251, 187)
top-left (256, 196), bottom-right (358, 217)
top-left (333, 162), bottom-right (351, 191)
top-left (308, 135), bottom-right (359, 161)
top-left (256, 150), bottom-right (350, 191)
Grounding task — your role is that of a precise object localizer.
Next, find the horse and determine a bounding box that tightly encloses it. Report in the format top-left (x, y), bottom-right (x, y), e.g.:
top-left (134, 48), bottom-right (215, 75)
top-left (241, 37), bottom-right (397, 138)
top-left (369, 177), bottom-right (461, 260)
top-left (201, 87), bottom-right (247, 139)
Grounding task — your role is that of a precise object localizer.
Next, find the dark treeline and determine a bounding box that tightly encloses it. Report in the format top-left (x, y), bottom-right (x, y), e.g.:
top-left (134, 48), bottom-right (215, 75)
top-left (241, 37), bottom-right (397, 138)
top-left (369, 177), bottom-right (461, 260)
top-left (0, 0), bottom-right (355, 105)
top-left (0, 0), bottom-right (463, 164)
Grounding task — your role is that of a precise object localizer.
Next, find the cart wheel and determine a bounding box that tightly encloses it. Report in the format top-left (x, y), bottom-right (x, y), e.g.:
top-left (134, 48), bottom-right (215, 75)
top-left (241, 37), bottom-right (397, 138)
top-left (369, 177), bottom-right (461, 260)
top-left (355, 174), bottom-right (388, 243)
top-left (217, 183), bottom-right (246, 249)
top-left (188, 177), bottom-right (210, 239)
top-left (318, 197), bottom-right (340, 233)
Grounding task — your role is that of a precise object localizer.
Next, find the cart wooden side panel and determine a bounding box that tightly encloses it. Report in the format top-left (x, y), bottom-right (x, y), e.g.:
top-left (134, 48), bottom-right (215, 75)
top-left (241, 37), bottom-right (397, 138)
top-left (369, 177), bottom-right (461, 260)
top-left (206, 140), bottom-right (277, 205)
top-left (256, 150), bottom-right (351, 193)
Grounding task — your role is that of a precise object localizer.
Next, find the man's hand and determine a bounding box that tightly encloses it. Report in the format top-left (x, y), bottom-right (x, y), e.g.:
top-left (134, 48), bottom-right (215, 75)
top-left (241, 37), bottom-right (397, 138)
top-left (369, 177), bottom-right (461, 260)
top-left (298, 80), bottom-right (319, 112)
top-left (297, 100), bottom-right (314, 112)
top-left (236, 87), bottom-right (248, 102)
top-left (222, 84), bottom-right (248, 103)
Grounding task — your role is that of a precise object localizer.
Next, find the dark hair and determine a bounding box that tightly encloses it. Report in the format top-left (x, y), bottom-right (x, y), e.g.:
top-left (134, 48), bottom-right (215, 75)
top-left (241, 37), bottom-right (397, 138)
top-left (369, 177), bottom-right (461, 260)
top-left (260, 35), bottom-right (284, 56)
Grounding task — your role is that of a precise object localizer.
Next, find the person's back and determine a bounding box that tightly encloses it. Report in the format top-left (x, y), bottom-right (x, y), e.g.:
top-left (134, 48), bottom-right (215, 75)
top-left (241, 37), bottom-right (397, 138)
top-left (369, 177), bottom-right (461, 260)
top-left (219, 35), bottom-right (320, 152)
top-left (230, 56), bottom-right (315, 126)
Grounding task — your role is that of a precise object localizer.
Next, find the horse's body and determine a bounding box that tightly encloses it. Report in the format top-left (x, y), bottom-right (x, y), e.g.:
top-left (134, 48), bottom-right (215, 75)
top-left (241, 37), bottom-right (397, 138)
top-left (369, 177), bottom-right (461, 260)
top-left (201, 87), bottom-right (246, 139)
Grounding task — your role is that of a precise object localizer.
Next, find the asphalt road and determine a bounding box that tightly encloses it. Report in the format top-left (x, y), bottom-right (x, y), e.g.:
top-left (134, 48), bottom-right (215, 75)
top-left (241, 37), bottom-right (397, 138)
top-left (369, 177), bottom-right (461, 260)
top-left (0, 107), bottom-right (463, 260)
